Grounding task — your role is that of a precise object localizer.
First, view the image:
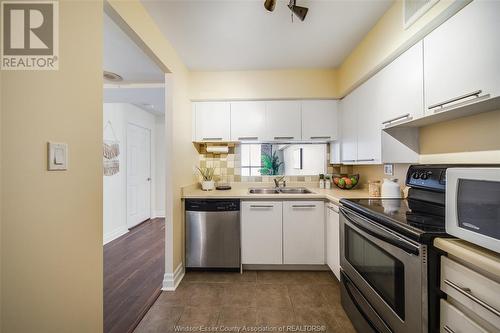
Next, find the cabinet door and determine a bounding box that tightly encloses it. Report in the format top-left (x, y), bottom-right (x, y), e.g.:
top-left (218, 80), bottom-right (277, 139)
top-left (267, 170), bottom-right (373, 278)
top-left (194, 102), bottom-right (231, 141)
top-left (326, 204), bottom-right (340, 280)
top-left (424, 1), bottom-right (500, 114)
top-left (356, 77), bottom-right (381, 164)
top-left (265, 101), bottom-right (301, 141)
top-left (283, 201), bottom-right (325, 264)
top-left (230, 101), bottom-right (266, 141)
top-left (339, 94), bottom-right (357, 164)
top-left (301, 100), bottom-right (338, 141)
top-left (241, 201), bottom-right (282, 264)
top-left (378, 41), bottom-right (424, 125)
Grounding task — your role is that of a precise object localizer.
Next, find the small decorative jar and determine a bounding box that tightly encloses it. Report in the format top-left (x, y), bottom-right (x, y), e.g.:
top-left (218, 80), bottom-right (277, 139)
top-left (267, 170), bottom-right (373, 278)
top-left (325, 175), bottom-right (331, 189)
top-left (368, 180), bottom-right (381, 197)
top-left (319, 174), bottom-right (325, 189)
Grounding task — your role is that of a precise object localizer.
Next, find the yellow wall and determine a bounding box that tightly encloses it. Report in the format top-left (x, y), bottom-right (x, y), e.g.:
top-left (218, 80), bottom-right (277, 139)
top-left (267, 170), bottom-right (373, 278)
top-left (0, 1), bottom-right (103, 332)
top-left (189, 69), bottom-right (338, 100)
top-left (337, 0), bottom-right (469, 97)
top-left (107, 0), bottom-right (198, 271)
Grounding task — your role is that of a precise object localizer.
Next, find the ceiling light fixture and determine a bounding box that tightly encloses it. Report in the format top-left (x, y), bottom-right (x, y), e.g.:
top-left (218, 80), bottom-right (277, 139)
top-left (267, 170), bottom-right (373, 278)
top-left (264, 0), bottom-right (308, 22)
top-left (103, 71), bottom-right (123, 82)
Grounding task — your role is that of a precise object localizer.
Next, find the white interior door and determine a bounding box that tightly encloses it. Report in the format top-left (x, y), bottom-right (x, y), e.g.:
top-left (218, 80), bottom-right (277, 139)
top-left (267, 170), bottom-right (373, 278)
top-left (127, 123), bottom-right (151, 228)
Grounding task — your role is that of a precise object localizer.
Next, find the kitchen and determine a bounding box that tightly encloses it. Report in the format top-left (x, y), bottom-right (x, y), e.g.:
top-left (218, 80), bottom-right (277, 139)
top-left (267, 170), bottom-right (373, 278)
top-left (1, 0), bottom-right (500, 333)
top-left (135, 0), bottom-right (500, 332)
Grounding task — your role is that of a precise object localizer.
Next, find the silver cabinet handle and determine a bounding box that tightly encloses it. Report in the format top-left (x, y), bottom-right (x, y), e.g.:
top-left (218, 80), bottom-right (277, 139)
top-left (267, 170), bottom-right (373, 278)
top-left (202, 137), bottom-right (223, 141)
top-left (341, 159), bottom-right (356, 163)
top-left (382, 113), bottom-right (411, 125)
top-left (238, 136), bottom-right (258, 140)
top-left (327, 205), bottom-right (339, 213)
top-left (357, 159), bottom-right (375, 162)
top-left (250, 205), bottom-right (274, 208)
top-left (310, 136), bottom-right (331, 140)
top-left (147, 177), bottom-right (151, 181)
top-left (274, 136), bottom-right (294, 140)
top-left (428, 90), bottom-right (483, 110)
top-left (292, 204), bottom-right (316, 208)
top-left (443, 326), bottom-right (455, 333)
top-left (444, 279), bottom-right (500, 317)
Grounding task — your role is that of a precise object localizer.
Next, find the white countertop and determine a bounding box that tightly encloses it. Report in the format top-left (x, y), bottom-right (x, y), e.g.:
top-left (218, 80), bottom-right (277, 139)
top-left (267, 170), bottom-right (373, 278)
top-left (181, 182), bottom-right (372, 204)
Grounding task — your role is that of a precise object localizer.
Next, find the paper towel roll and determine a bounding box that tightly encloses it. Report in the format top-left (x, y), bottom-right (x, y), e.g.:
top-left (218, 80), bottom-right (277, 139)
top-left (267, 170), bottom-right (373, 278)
top-left (206, 146), bottom-right (229, 154)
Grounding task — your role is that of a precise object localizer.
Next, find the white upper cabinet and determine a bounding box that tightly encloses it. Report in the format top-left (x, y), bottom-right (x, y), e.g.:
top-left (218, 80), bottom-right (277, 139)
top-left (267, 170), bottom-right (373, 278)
top-left (340, 77), bottom-right (381, 164)
top-left (193, 102), bottom-right (231, 141)
top-left (265, 101), bottom-right (302, 141)
top-left (301, 100), bottom-right (338, 141)
top-left (230, 101), bottom-right (266, 141)
top-left (340, 93), bottom-right (358, 163)
top-left (424, 1), bottom-right (500, 114)
top-left (378, 41), bottom-right (424, 126)
top-left (356, 76), bottom-right (381, 164)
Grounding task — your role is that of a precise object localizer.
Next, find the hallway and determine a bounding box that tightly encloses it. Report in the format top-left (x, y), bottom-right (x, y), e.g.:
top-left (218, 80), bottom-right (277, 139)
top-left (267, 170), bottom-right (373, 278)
top-left (104, 218), bottom-right (165, 333)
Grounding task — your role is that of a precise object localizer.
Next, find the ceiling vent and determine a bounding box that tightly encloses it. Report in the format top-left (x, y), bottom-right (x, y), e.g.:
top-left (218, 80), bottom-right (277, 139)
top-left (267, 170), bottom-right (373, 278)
top-left (103, 71), bottom-right (123, 82)
top-left (403, 0), bottom-right (438, 29)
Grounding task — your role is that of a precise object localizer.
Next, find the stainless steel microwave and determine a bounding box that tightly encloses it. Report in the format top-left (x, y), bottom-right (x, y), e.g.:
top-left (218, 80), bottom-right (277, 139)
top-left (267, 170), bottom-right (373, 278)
top-left (446, 168), bottom-right (500, 253)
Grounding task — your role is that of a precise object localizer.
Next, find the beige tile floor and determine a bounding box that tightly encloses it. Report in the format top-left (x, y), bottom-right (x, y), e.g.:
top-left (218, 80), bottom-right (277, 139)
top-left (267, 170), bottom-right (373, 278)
top-left (134, 271), bottom-right (356, 333)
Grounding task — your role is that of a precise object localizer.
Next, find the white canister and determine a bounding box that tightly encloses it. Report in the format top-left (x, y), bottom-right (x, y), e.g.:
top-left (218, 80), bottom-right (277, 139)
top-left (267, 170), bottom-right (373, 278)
top-left (201, 180), bottom-right (215, 191)
top-left (381, 178), bottom-right (401, 198)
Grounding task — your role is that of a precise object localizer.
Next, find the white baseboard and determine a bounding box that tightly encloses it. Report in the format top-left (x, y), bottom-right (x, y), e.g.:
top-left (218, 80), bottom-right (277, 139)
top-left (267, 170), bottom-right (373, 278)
top-left (153, 210), bottom-right (165, 218)
top-left (162, 262), bottom-right (184, 291)
top-left (103, 226), bottom-right (129, 245)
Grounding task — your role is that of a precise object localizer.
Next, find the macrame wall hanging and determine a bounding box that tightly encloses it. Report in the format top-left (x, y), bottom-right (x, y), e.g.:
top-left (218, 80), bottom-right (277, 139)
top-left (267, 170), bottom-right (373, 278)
top-left (103, 121), bottom-right (120, 176)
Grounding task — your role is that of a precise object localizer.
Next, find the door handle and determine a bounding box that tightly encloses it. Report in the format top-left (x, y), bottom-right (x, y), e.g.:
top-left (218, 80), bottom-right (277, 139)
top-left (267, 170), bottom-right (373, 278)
top-left (292, 205), bottom-right (316, 208)
top-left (274, 136), bottom-right (294, 140)
top-left (238, 136), bottom-right (258, 140)
top-left (202, 137), bottom-right (223, 141)
top-left (341, 159), bottom-right (356, 163)
top-left (356, 159), bottom-right (375, 162)
top-left (250, 205), bottom-right (274, 208)
top-left (310, 136), bottom-right (331, 140)
top-left (382, 113), bottom-right (412, 125)
top-left (428, 90), bottom-right (483, 110)
top-left (444, 279), bottom-right (500, 317)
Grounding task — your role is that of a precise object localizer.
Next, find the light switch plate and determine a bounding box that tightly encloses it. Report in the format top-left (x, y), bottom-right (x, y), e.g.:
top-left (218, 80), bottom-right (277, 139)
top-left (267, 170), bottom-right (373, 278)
top-left (47, 142), bottom-right (68, 171)
top-left (384, 163), bottom-right (394, 176)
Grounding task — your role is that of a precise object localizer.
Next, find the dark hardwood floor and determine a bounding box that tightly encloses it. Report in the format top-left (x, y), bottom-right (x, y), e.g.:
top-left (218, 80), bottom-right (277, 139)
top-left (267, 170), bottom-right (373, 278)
top-left (104, 218), bottom-right (165, 333)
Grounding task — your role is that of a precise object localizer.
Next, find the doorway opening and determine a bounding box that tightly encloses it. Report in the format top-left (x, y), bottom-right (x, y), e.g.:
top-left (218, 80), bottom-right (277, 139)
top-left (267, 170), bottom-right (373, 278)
top-left (102, 11), bottom-right (167, 333)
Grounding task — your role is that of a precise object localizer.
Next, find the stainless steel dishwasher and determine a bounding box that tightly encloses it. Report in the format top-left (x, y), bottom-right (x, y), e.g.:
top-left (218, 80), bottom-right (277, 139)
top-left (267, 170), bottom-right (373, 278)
top-left (185, 199), bottom-right (240, 269)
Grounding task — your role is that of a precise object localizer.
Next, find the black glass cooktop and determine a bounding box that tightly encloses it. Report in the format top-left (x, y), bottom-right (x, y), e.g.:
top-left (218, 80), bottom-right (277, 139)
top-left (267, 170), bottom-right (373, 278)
top-left (340, 198), bottom-right (447, 244)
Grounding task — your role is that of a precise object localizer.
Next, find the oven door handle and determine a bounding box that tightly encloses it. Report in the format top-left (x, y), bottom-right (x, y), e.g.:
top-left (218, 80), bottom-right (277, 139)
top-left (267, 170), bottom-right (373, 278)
top-left (342, 207), bottom-right (420, 255)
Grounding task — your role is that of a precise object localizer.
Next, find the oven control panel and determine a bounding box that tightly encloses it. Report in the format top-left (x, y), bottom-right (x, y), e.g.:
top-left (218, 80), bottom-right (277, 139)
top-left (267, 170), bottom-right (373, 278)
top-left (406, 165), bottom-right (447, 192)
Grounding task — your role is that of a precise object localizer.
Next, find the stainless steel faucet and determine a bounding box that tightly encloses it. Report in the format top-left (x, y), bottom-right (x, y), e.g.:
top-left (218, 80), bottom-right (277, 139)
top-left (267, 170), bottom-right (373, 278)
top-left (274, 176), bottom-right (286, 188)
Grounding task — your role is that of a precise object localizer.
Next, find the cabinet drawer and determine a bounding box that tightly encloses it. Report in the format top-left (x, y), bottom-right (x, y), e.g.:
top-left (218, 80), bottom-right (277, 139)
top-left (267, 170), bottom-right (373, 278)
top-left (441, 256), bottom-right (500, 328)
top-left (440, 299), bottom-right (488, 333)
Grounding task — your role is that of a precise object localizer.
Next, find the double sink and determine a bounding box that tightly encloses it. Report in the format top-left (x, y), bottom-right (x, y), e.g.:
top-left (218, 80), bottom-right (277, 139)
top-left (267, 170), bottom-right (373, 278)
top-left (248, 187), bottom-right (313, 194)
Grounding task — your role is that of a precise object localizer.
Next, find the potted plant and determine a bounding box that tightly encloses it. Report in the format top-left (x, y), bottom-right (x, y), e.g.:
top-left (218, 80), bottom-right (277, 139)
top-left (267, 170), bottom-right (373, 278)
top-left (197, 166), bottom-right (216, 191)
top-left (260, 151), bottom-right (284, 176)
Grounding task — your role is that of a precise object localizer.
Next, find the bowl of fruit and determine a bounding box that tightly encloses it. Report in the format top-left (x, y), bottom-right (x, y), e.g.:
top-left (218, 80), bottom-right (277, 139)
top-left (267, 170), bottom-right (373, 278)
top-left (333, 174), bottom-right (359, 190)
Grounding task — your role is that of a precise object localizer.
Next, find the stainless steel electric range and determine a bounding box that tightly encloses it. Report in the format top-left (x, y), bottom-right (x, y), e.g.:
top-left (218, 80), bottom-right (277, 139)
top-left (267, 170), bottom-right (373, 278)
top-left (339, 165), bottom-right (451, 333)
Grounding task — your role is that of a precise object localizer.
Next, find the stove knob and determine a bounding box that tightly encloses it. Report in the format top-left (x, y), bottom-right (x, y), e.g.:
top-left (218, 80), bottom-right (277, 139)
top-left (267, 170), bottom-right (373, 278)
top-left (421, 172), bottom-right (429, 180)
top-left (412, 172), bottom-right (420, 179)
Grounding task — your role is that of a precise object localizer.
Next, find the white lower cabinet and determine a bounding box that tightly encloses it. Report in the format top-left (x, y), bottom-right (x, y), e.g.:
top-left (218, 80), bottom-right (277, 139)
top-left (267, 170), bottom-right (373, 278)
top-left (326, 203), bottom-right (340, 280)
top-left (283, 201), bottom-right (325, 264)
top-left (241, 201), bottom-right (283, 264)
top-left (440, 299), bottom-right (488, 333)
top-left (241, 200), bottom-right (326, 265)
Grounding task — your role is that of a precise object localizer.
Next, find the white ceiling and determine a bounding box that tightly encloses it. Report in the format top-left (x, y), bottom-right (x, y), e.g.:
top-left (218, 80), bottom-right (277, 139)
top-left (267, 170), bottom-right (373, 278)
top-left (103, 14), bottom-right (164, 83)
top-left (103, 86), bottom-right (165, 115)
top-left (140, 0), bottom-right (393, 70)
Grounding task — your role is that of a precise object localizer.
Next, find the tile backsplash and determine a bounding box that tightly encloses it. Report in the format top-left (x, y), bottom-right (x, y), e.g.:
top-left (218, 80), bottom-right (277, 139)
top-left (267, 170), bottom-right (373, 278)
top-left (197, 143), bottom-right (351, 183)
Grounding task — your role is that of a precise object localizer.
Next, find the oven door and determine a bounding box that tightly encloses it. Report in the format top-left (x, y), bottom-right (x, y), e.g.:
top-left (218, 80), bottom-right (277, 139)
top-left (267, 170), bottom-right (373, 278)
top-left (340, 206), bottom-right (426, 333)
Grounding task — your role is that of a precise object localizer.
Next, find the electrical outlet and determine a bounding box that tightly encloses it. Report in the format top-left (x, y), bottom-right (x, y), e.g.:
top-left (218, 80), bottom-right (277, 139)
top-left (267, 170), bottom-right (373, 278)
top-left (384, 163), bottom-right (394, 176)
